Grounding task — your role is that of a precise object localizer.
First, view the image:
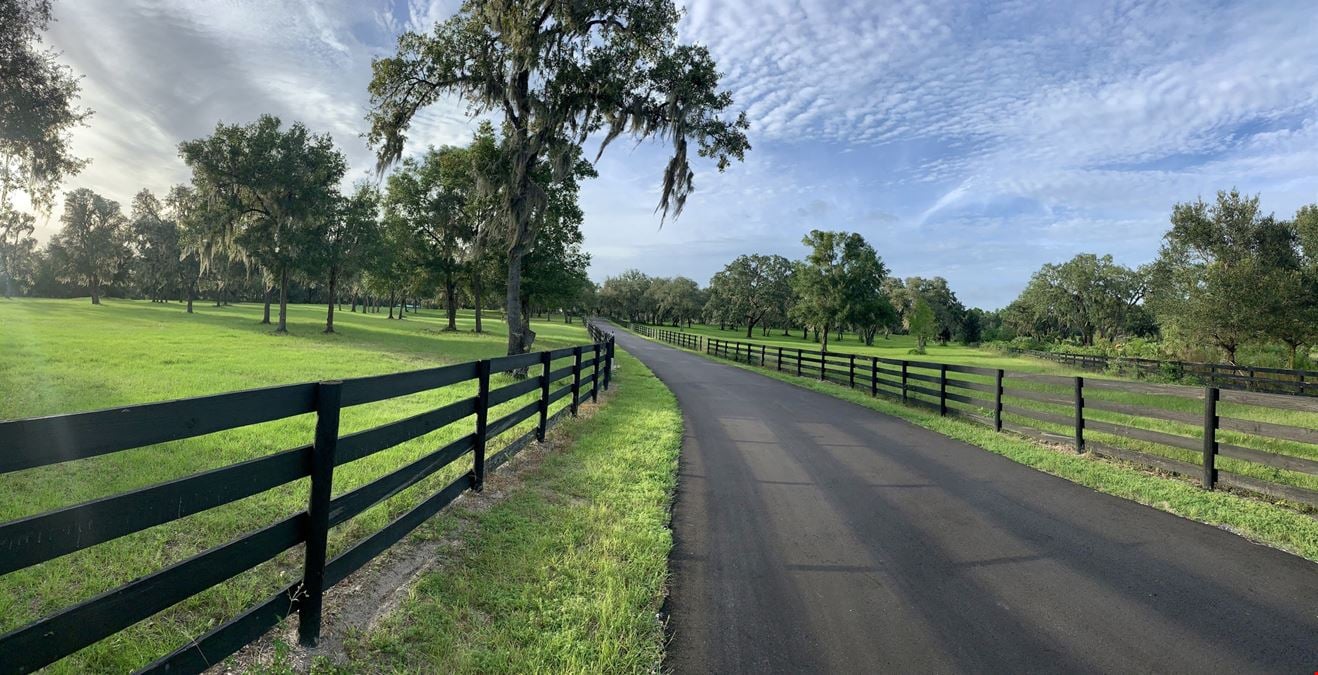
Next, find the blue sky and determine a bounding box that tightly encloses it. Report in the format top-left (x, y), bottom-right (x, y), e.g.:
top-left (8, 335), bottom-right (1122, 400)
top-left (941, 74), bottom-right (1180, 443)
top-left (37, 0), bottom-right (1318, 308)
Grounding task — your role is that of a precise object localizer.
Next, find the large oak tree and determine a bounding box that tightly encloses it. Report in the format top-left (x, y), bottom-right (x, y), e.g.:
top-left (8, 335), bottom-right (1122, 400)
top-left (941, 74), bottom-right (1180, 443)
top-left (366, 0), bottom-right (749, 356)
top-left (179, 115), bottom-right (346, 333)
top-left (49, 187), bottom-right (128, 304)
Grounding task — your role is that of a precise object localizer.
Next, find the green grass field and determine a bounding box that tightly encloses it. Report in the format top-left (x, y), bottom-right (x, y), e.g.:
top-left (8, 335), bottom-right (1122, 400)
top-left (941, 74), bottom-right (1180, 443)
top-left (662, 321), bottom-right (1069, 372)
top-left (0, 298), bottom-right (659, 672)
top-left (339, 349), bottom-right (681, 672)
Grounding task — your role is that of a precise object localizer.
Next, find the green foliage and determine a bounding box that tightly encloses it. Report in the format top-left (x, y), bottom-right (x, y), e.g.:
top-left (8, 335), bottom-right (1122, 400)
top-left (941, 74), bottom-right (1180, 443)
top-left (47, 188), bottom-right (130, 304)
top-left (599, 269), bottom-right (654, 322)
top-left (127, 189), bottom-right (185, 303)
top-left (907, 296), bottom-right (935, 353)
top-left (384, 144), bottom-right (480, 330)
top-left (1147, 190), bottom-right (1308, 365)
top-left (0, 204), bottom-right (37, 297)
top-left (0, 0), bottom-right (91, 212)
top-left (792, 230), bottom-right (892, 350)
top-left (1008, 253), bottom-right (1150, 345)
top-left (904, 276), bottom-right (965, 345)
top-left (178, 114), bottom-right (347, 332)
top-left (708, 253), bottom-right (794, 338)
top-left (366, 0), bottom-right (749, 355)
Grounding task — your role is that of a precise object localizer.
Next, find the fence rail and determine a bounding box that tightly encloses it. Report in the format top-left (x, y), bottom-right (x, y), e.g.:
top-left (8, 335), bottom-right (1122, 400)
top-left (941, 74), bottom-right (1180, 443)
top-left (625, 322), bottom-right (704, 352)
top-left (0, 323), bottom-right (616, 674)
top-left (624, 328), bottom-right (1318, 510)
top-left (1012, 349), bottom-right (1317, 397)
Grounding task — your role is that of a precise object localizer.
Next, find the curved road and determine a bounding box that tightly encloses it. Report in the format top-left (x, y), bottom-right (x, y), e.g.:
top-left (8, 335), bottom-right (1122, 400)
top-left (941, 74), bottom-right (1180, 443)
top-left (603, 324), bottom-right (1318, 674)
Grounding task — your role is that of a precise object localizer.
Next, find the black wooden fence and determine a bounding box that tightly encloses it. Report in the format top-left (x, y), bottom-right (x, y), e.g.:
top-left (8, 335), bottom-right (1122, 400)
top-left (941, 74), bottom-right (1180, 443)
top-left (629, 329), bottom-right (1318, 509)
top-left (1012, 349), bottom-right (1317, 397)
top-left (625, 323), bottom-right (702, 351)
top-left (0, 324), bottom-right (616, 674)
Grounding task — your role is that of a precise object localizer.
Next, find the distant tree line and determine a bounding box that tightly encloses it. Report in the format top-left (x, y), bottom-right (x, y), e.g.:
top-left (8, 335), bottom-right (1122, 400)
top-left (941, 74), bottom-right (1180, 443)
top-left (1001, 190), bottom-right (1318, 368)
top-left (0, 116), bottom-right (598, 336)
top-left (598, 230), bottom-right (983, 354)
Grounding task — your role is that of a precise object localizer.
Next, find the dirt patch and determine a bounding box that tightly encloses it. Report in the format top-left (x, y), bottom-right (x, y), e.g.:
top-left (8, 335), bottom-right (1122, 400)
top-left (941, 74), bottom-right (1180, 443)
top-left (213, 388), bottom-right (614, 674)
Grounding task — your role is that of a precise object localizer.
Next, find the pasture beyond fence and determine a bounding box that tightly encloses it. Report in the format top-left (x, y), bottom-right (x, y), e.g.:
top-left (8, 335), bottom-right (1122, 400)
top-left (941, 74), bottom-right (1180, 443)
top-left (1012, 349), bottom-right (1317, 397)
top-left (624, 323), bottom-right (1318, 510)
top-left (0, 323), bottom-right (616, 674)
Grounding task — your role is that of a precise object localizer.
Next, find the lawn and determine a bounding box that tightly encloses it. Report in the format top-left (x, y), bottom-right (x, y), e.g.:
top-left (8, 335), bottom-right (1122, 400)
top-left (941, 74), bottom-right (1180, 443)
top-left (0, 298), bottom-right (624, 672)
top-left (339, 349), bottom-right (681, 672)
top-left (652, 321), bottom-right (1081, 373)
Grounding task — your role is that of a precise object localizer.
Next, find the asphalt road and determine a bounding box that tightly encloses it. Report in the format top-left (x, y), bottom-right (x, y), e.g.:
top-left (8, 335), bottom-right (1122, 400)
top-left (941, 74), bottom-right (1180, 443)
top-left (602, 324), bottom-right (1318, 674)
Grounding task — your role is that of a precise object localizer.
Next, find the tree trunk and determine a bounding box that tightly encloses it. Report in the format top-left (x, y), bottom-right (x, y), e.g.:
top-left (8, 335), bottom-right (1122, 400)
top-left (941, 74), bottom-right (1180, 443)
top-left (262, 285), bottom-right (272, 324)
top-left (90, 274), bottom-right (100, 305)
top-left (325, 267), bottom-right (337, 333)
top-left (473, 272), bottom-right (483, 333)
top-left (276, 265), bottom-right (289, 333)
top-left (351, 292), bottom-right (358, 313)
top-left (445, 272), bottom-right (458, 331)
top-left (505, 246), bottom-right (532, 356)
top-left (388, 290), bottom-right (396, 319)
top-left (186, 278), bottom-right (196, 314)
top-left (745, 320), bottom-right (754, 339)
top-left (822, 321), bottom-right (830, 354)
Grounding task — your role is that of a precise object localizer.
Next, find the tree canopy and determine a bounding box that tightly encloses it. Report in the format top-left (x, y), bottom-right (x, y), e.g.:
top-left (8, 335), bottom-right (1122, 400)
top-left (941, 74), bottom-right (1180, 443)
top-left (792, 230), bottom-right (892, 352)
top-left (1, 0), bottom-right (91, 213)
top-left (366, 0), bottom-right (749, 355)
top-left (48, 188), bottom-right (128, 304)
top-left (1147, 190), bottom-right (1300, 364)
top-left (179, 115), bottom-right (347, 332)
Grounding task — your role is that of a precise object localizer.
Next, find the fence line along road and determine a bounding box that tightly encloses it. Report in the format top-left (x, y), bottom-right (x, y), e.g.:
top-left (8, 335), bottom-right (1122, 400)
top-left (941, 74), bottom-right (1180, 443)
top-left (623, 322), bottom-right (1318, 510)
top-left (1011, 349), bottom-right (1317, 397)
top-left (0, 323), bottom-right (616, 674)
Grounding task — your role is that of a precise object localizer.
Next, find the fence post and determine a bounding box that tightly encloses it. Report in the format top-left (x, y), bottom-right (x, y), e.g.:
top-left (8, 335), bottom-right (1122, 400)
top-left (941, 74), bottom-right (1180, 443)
top-left (994, 369), bottom-right (1004, 432)
top-left (1073, 376), bottom-right (1085, 453)
top-left (848, 354), bottom-right (856, 389)
top-left (1202, 386), bottom-right (1219, 489)
top-left (796, 349), bottom-right (803, 377)
top-left (473, 360), bottom-right (491, 490)
top-left (591, 344), bottom-right (601, 403)
top-left (298, 380), bottom-right (342, 647)
top-left (870, 359), bottom-right (878, 397)
top-left (571, 346), bottom-right (583, 417)
top-left (603, 338), bottom-right (614, 390)
top-left (939, 364), bottom-right (948, 416)
top-left (760, 344), bottom-right (767, 367)
top-left (537, 351), bottom-right (552, 442)
top-left (777, 347), bottom-right (783, 371)
top-left (901, 361), bottom-right (909, 403)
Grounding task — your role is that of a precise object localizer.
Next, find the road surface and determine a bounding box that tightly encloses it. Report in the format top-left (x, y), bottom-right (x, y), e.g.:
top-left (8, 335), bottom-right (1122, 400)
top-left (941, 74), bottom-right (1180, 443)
top-left (602, 323), bottom-right (1318, 674)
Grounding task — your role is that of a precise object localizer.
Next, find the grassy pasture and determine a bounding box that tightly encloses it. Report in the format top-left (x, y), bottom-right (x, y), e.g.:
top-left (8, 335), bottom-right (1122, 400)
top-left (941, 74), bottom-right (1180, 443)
top-left (660, 321), bottom-right (1075, 372)
top-left (0, 298), bottom-right (607, 672)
